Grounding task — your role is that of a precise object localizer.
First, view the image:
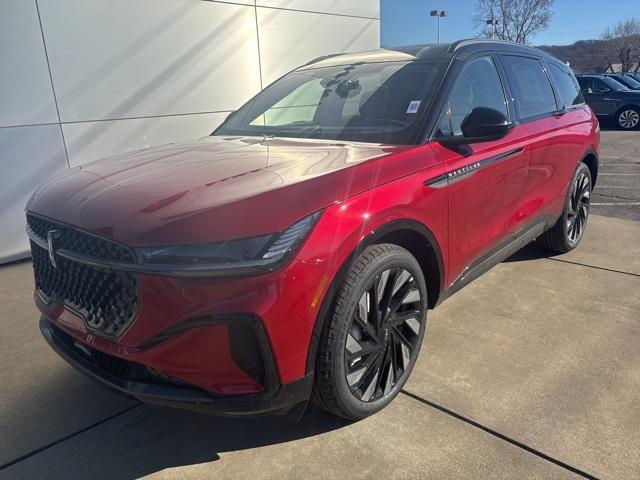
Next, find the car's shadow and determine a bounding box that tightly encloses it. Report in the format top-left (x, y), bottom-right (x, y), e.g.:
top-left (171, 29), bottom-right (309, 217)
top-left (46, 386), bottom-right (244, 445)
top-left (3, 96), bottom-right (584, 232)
top-left (503, 241), bottom-right (564, 263)
top-left (89, 402), bottom-right (353, 478)
top-left (7, 382), bottom-right (354, 478)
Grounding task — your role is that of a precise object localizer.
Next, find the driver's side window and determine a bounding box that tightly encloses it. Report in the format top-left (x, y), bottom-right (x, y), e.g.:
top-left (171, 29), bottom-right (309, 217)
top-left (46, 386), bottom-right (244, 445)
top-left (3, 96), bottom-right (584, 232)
top-left (578, 79), bottom-right (593, 94)
top-left (592, 79), bottom-right (608, 93)
top-left (436, 56), bottom-right (507, 137)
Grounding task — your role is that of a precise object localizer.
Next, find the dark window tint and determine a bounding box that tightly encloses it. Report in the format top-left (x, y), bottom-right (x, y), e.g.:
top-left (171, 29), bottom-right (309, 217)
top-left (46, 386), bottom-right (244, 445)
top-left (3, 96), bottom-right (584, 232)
top-left (214, 61), bottom-right (445, 145)
top-left (592, 79), bottom-right (609, 92)
top-left (612, 75), bottom-right (640, 89)
top-left (435, 56), bottom-right (507, 137)
top-left (547, 63), bottom-right (584, 107)
top-left (502, 56), bottom-right (557, 119)
top-left (595, 77), bottom-right (628, 91)
top-left (625, 75), bottom-right (640, 88)
top-left (577, 77), bottom-right (590, 93)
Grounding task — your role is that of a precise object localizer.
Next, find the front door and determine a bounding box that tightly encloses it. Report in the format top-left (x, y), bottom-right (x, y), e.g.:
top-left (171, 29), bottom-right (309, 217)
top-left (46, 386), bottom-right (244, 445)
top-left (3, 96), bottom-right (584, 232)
top-left (429, 54), bottom-right (529, 283)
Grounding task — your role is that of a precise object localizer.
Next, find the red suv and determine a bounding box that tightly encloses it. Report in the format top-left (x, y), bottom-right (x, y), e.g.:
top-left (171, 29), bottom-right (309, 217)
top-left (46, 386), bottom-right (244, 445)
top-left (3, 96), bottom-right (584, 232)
top-left (27, 40), bottom-right (598, 419)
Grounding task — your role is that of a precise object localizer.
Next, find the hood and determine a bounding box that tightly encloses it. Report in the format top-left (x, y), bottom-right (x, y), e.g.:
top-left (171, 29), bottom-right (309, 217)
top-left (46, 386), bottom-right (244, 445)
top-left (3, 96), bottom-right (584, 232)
top-left (27, 136), bottom-right (421, 246)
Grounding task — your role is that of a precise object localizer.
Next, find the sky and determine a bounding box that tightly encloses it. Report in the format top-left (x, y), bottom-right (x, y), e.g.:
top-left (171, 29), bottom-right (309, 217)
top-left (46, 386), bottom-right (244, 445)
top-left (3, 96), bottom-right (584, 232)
top-left (381, 0), bottom-right (640, 47)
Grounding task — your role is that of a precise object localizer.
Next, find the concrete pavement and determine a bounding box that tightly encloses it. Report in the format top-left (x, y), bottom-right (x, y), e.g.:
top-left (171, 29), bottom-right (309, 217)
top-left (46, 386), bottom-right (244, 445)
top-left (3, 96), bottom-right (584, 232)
top-left (1, 213), bottom-right (638, 479)
top-left (408, 216), bottom-right (640, 479)
top-left (592, 129), bottom-right (640, 222)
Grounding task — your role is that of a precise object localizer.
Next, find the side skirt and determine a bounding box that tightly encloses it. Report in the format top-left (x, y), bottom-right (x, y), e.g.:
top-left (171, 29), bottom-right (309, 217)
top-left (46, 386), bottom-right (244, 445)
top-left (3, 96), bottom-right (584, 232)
top-left (435, 216), bottom-right (556, 306)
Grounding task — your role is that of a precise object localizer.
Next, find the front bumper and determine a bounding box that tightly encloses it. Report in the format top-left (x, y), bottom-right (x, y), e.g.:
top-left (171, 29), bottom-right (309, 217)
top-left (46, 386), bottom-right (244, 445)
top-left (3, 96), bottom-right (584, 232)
top-left (40, 317), bottom-right (313, 416)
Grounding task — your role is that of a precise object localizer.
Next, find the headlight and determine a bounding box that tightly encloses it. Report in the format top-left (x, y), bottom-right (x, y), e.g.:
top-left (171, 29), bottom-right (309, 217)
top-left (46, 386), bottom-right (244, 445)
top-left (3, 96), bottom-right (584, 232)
top-left (135, 211), bottom-right (321, 275)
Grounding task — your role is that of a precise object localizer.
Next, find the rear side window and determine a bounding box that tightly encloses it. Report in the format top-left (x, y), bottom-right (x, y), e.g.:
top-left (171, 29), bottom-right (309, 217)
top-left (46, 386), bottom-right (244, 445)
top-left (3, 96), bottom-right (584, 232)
top-left (435, 56), bottom-right (507, 137)
top-left (501, 56), bottom-right (558, 119)
top-left (547, 63), bottom-right (584, 107)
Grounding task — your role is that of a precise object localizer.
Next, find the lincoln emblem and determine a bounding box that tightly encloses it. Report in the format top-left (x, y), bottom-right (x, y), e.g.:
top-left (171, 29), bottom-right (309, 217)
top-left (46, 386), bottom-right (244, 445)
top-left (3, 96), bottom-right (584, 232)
top-left (47, 230), bottom-right (60, 268)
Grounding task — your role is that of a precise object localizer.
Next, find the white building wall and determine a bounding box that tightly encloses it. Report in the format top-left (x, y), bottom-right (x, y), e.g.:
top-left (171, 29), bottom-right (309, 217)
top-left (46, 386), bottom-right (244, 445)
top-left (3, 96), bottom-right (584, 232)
top-left (0, 0), bottom-right (380, 263)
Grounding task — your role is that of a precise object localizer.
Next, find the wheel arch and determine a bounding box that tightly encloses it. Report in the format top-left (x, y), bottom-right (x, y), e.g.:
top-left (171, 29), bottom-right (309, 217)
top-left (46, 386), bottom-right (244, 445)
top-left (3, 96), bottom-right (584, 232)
top-left (581, 148), bottom-right (599, 187)
top-left (372, 221), bottom-right (444, 308)
top-left (305, 218), bottom-right (444, 375)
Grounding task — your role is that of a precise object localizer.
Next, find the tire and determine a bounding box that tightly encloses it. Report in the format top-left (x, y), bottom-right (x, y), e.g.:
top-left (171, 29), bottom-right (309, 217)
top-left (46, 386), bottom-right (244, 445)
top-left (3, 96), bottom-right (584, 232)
top-left (616, 106), bottom-right (640, 130)
top-left (538, 162), bottom-right (592, 253)
top-left (313, 243), bottom-right (427, 420)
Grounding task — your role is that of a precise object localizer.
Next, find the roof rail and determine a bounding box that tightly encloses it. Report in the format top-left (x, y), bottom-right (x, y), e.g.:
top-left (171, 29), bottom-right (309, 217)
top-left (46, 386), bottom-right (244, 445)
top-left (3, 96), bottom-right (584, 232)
top-left (303, 53), bottom-right (343, 67)
top-left (447, 38), bottom-right (553, 58)
top-left (446, 39), bottom-right (469, 53)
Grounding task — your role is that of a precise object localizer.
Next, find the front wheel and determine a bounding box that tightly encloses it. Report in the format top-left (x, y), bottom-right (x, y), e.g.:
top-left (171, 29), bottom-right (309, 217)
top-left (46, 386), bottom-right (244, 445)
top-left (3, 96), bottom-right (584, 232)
top-left (538, 162), bottom-right (592, 253)
top-left (313, 244), bottom-right (427, 419)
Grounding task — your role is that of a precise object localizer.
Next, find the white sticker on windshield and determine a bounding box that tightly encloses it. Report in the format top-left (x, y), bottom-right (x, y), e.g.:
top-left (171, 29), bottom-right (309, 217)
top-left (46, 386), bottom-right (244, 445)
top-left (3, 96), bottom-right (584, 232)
top-left (406, 100), bottom-right (421, 114)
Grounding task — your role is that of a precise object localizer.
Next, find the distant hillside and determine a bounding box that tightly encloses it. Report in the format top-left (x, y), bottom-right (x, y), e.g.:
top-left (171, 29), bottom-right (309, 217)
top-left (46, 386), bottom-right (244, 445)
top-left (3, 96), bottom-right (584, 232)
top-left (538, 35), bottom-right (640, 73)
top-left (537, 39), bottom-right (614, 73)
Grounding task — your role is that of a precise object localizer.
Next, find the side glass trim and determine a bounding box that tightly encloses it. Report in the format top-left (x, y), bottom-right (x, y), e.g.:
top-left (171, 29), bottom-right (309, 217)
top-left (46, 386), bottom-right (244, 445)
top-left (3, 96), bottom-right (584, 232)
top-left (498, 53), bottom-right (561, 123)
top-left (428, 52), bottom-right (511, 142)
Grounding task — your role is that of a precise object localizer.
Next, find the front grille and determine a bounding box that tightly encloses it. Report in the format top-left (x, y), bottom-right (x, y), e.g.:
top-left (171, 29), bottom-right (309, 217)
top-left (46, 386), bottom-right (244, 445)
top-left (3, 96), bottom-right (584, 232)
top-left (28, 213), bottom-right (138, 338)
top-left (28, 214), bottom-right (134, 262)
top-left (51, 323), bottom-right (190, 388)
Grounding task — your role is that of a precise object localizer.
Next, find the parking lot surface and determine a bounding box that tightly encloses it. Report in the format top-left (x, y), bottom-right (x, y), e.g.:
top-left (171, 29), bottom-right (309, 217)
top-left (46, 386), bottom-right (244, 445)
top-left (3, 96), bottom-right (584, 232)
top-left (0, 131), bottom-right (638, 479)
top-left (592, 129), bottom-right (640, 222)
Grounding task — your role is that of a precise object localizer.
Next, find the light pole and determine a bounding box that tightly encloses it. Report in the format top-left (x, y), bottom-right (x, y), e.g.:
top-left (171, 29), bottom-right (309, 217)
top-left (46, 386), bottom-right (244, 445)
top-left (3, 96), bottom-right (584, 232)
top-left (486, 19), bottom-right (499, 39)
top-left (430, 10), bottom-right (447, 43)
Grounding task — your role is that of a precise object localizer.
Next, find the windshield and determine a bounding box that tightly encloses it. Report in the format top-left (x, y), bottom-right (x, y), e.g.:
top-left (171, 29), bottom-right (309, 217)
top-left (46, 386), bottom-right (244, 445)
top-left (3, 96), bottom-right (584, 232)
top-left (213, 61), bottom-right (446, 145)
top-left (601, 76), bottom-right (629, 91)
top-left (619, 75), bottom-right (640, 89)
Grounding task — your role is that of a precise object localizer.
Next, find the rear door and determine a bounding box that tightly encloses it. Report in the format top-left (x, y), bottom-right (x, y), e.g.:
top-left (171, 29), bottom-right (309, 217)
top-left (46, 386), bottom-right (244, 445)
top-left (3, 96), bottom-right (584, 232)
top-left (499, 55), bottom-right (585, 229)
top-left (534, 61), bottom-right (594, 217)
top-left (429, 54), bottom-right (529, 282)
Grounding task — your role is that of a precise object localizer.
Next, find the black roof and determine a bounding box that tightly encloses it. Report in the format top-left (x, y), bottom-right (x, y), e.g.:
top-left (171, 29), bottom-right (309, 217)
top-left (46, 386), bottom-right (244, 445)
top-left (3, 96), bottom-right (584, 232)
top-left (301, 39), bottom-right (558, 70)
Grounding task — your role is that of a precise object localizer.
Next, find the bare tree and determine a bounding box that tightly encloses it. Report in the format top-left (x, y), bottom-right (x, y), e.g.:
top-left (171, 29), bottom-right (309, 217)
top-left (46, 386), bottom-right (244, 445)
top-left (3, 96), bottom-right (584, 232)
top-left (601, 18), bottom-right (640, 72)
top-left (473, 0), bottom-right (553, 45)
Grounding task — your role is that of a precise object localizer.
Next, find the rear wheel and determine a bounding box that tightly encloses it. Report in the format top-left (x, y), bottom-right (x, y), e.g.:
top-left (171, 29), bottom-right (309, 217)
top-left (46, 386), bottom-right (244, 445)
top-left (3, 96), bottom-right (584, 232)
top-left (538, 162), bottom-right (591, 253)
top-left (617, 107), bottom-right (640, 130)
top-left (313, 244), bottom-right (427, 419)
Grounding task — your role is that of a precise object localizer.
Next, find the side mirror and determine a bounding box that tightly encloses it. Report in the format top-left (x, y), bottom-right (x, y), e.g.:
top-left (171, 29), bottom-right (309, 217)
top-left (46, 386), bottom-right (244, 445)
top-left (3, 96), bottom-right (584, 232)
top-left (460, 107), bottom-right (511, 141)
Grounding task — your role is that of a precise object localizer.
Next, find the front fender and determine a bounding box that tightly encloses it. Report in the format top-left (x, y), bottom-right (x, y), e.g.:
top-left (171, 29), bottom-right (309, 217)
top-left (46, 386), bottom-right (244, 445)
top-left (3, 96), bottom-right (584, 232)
top-left (294, 167), bottom-right (449, 375)
top-left (296, 166), bottom-right (448, 280)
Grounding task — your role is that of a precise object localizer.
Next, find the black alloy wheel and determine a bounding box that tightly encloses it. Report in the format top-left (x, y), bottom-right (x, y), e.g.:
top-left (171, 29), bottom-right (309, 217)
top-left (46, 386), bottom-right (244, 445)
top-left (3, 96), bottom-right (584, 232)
top-left (538, 162), bottom-right (592, 253)
top-left (566, 167), bottom-right (591, 247)
top-left (344, 267), bottom-right (423, 402)
top-left (313, 244), bottom-right (427, 419)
